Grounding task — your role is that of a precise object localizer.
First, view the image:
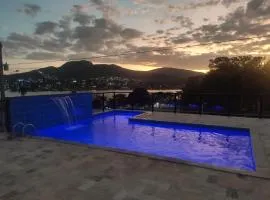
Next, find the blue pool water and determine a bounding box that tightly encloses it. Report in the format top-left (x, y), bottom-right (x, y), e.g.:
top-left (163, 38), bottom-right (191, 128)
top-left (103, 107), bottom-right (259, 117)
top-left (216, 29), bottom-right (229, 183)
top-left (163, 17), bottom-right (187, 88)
top-left (37, 111), bottom-right (256, 171)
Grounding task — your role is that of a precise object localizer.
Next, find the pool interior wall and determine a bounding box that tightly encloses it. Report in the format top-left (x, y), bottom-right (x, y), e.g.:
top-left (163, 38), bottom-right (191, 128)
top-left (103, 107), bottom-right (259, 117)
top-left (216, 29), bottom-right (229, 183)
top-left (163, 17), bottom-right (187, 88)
top-left (7, 93), bottom-right (92, 131)
top-left (34, 110), bottom-right (256, 172)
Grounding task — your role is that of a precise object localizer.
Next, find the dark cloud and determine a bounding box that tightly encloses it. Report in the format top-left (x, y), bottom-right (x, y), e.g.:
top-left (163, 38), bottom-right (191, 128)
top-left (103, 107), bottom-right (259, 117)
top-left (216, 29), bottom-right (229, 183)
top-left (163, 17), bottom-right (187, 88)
top-left (26, 52), bottom-right (65, 60)
top-left (56, 16), bottom-right (73, 44)
top-left (4, 12), bottom-right (144, 59)
top-left (90, 0), bottom-right (104, 6)
top-left (89, 0), bottom-right (120, 18)
top-left (171, 16), bottom-right (194, 29)
top-left (17, 3), bottom-right (41, 17)
top-left (154, 19), bottom-right (168, 25)
top-left (120, 28), bottom-right (143, 39)
top-left (172, 37), bottom-right (193, 44)
top-left (168, 0), bottom-right (242, 11)
top-left (71, 25), bottom-right (108, 52)
top-left (156, 30), bottom-right (164, 34)
top-left (6, 33), bottom-right (39, 49)
top-left (40, 38), bottom-right (71, 52)
top-left (203, 18), bottom-right (209, 22)
top-left (58, 16), bottom-right (72, 30)
top-left (3, 33), bottom-right (40, 57)
top-left (187, 0), bottom-right (220, 9)
top-left (175, 0), bottom-right (270, 45)
top-left (35, 21), bottom-right (58, 35)
top-left (221, 0), bottom-right (239, 7)
top-left (246, 0), bottom-right (270, 18)
top-left (168, 0), bottom-right (219, 11)
top-left (133, 0), bottom-right (167, 5)
top-left (73, 13), bottom-right (95, 25)
top-left (72, 5), bottom-right (95, 25)
top-left (71, 18), bottom-right (142, 52)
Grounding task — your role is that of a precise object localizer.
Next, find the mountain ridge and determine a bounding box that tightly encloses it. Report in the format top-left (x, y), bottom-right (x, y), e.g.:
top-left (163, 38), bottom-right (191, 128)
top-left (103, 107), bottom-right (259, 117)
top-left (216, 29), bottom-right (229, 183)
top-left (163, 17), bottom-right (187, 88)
top-left (5, 60), bottom-right (203, 88)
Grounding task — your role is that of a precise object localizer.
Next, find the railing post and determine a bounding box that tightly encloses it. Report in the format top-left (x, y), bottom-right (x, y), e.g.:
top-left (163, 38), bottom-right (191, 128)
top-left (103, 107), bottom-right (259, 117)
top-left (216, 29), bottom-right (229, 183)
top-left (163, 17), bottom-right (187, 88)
top-left (151, 93), bottom-right (154, 112)
top-left (199, 95), bottom-right (202, 115)
top-left (174, 93), bottom-right (177, 113)
top-left (240, 94), bottom-right (243, 114)
top-left (4, 99), bottom-right (10, 132)
top-left (227, 95), bottom-right (231, 116)
top-left (259, 95), bottom-right (263, 118)
top-left (102, 93), bottom-right (105, 112)
top-left (113, 92), bottom-right (116, 109)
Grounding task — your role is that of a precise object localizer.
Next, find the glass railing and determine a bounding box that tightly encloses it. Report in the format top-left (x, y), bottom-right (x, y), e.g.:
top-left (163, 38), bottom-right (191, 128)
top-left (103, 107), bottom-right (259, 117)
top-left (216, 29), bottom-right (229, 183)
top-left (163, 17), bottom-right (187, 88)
top-left (92, 92), bottom-right (270, 118)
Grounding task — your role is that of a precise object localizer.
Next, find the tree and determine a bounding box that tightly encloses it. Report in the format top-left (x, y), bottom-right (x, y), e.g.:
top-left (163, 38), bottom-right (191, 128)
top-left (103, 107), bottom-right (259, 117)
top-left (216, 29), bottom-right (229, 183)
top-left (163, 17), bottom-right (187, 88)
top-left (92, 95), bottom-right (107, 109)
top-left (114, 94), bottom-right (127, 107)
top-left (107, 94), bottom-right (128, 108)
top-left (183, 56), bottom-right (270, 113)
top-left (128, 88), bottom-right (151, 107)
top-left (188, 56), bottom-right (270, 94)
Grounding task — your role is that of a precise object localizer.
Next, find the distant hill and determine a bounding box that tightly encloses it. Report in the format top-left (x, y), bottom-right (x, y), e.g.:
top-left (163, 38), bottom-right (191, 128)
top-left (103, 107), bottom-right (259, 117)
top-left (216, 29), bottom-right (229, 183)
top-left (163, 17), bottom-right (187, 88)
top-left (5, 60), bottom-right (203, 87)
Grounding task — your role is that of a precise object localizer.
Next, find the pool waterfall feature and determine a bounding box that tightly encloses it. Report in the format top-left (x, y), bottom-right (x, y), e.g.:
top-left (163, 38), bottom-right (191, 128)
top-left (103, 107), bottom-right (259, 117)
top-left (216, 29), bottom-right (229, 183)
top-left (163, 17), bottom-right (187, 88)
top-left (6, 92), bottom-right (256, 172)
top-left (7, 92), bottom-right (92, 135)
top-left (51, 96), bottom-right (78, 127)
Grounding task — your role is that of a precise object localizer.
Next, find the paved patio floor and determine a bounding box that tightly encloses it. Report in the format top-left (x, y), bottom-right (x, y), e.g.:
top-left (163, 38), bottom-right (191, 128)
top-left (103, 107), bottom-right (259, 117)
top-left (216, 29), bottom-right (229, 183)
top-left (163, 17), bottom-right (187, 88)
top-left (1, 136), bottom-right (270, 200)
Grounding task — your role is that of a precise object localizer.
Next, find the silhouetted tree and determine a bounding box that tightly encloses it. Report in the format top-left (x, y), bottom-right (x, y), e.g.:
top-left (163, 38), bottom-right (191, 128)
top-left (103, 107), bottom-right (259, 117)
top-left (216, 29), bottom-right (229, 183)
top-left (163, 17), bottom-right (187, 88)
top-left (107, 94), bottom-right (128, 108)
top-left (114, 94), bottom-right (127, 107)
top-left (184, 56), bottom-right (270, 94)
top-left (128, 88), bottom-right (151, 107)
top-left (183, 56), bottom-right (270, 113)
top-left (92, 95), bottom-right (107, 109)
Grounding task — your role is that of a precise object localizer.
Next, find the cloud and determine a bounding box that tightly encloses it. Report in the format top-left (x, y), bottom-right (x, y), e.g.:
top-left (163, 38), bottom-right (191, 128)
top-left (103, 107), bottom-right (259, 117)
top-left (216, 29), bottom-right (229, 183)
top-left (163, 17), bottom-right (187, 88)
top-left (172, 36), bottom-right (193, 44)
top-left (133, 0), bottom-right (167, 5)
top-left (221, 0), bottom-right (240, 7)
top-left (89, 0), bottom-right (120, 18)
top-left (71, 18), bottom-right (142, 52)
top-left (6, 33), bottom-right (39, 49)
top-left (35, 21), bottom-right (58, 35)
top-left (17, 3), bottom-right (41, 17)
top-left (72, 5), bottom-right (95, 25)
top-left (120, 28), bottom-right (143, 39)
top-left (4, 10), bottom-right (144, 59)
top-left (156, 30), bottom-right (164, 34)
top-left (172, 0), bottom-right (270, 45)
top-left (73, 12), bottom-right (95, 25)
top-left (26, 52), bottom-right (65, 60)
top-left (246, 0), bottom-right (270, 18)
top-left (99, 43), bottom-right (218, 70)
top-left (5, 0), bottom-right (270, 71)
top-left (40, 38), bottom-right (71, 52)
top-left (168, 0), bottom-right (243, 12)
top-left (2, 33), bottom-right (40, 57)
top-left (171, 16), bottom-right (194, 29)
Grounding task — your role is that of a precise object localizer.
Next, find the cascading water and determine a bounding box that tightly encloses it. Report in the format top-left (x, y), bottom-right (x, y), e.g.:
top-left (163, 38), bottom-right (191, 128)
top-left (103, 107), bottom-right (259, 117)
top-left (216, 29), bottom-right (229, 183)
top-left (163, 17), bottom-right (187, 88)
top-left (51, 96), bottom-right (79, 129)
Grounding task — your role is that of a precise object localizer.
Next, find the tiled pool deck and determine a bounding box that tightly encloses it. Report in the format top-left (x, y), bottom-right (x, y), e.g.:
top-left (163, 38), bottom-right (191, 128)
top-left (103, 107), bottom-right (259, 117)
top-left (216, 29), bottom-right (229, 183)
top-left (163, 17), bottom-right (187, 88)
top-left (1, 112), bottom-right (270, 199)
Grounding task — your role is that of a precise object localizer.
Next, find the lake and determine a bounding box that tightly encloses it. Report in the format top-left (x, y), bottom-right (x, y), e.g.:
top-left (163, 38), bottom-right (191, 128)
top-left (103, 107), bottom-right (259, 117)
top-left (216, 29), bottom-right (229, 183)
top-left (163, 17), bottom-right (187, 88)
top-left (5, 89), bottom-right (182, 98)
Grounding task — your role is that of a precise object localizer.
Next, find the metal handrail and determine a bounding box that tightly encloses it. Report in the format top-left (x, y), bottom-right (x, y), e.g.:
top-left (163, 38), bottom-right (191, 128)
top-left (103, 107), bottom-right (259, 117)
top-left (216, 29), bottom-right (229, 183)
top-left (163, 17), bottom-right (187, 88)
top-left (22, 124), bottom-right (36, 136)
top-left (12, 122), bottom-right (24, 134)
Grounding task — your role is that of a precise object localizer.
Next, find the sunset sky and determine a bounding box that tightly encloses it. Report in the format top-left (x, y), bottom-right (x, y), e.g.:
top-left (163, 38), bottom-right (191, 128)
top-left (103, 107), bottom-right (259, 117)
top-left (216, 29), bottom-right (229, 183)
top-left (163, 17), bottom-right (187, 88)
top-left (1, 0), bottom-right (270, 74)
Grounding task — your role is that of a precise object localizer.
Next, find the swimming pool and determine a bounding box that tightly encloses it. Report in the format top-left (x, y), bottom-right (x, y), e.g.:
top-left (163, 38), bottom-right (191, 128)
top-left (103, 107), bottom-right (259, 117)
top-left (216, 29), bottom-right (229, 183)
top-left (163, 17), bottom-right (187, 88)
top-left (37, 110), bottom-right (256, 172)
